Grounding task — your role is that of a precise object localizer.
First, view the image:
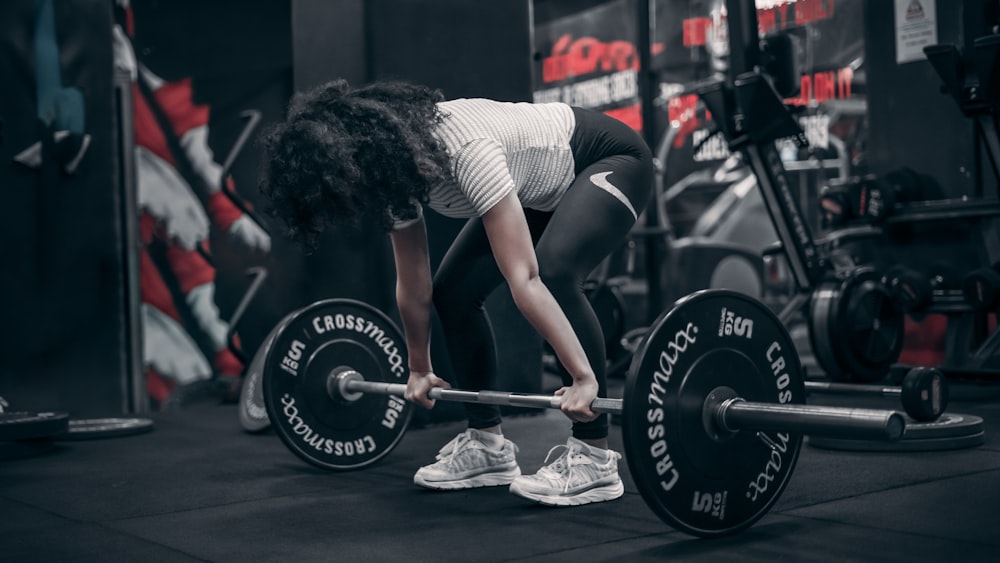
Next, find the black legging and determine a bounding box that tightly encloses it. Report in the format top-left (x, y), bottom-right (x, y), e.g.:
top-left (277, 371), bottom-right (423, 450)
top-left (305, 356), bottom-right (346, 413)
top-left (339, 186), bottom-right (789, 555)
top-left (432, 107), bottom-right (653, 440)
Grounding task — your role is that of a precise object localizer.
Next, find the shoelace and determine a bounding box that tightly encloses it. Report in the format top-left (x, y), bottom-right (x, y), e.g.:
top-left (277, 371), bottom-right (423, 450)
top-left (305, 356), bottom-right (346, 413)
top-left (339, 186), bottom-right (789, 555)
top-left (434, 431), bottom-right (517, 465)
top-left (435, 431), bottom-right (473, 462)
top-left (537, 444), bottom-right (590, 493)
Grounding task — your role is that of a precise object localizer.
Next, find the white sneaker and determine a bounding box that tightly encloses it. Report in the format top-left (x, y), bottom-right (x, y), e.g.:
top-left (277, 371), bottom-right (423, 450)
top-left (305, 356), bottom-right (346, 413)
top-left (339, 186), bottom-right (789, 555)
top-left (509, 437), bottom-right (624, 506)
top-left (414, 429), bottom-right (521, 490)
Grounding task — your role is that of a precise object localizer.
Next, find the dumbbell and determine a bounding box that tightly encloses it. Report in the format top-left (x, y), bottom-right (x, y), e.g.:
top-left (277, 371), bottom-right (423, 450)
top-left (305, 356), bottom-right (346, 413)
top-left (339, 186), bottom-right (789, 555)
top-left (883, 265), bottom-right (932, 312)
top-left (819, 178), bottom-right (856, 229)
top-left (962, 263), bottom-right (1000, 310)
top-left (805, 366), bottom-right (948, 422)
top-left (883, 264), bottom-right (957, 312)
top-left (820, 175), bottom-right (895, 228)
top-left (820, 168), bottom-right (933, 229)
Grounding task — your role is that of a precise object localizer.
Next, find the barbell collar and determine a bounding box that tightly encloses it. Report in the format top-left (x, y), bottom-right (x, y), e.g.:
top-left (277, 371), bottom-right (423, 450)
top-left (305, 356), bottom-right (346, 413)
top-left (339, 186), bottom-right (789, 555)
top-left (716, 396), bottom-right (906, 442)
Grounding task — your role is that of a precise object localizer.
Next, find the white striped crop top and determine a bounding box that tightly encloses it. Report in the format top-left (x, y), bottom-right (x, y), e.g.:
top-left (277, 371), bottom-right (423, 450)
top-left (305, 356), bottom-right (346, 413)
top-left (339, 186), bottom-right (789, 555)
top-left (394, 98), bottom-right (577, 229)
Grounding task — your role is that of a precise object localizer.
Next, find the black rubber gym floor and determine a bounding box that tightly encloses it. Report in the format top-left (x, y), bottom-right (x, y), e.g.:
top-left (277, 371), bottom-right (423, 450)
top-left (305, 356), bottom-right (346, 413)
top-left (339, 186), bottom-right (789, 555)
top-left (2, 380), bottom-right (999, 562)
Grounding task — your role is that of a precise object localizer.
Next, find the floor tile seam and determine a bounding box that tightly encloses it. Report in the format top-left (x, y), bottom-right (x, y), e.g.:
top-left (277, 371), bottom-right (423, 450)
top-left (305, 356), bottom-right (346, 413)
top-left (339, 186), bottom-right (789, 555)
top-left (0, 494), bottom-right (87, 526)
top-left (493, 530), bottom-right (681, 562)
top-left (95, 484), bottom-right (350, 525)
top-left (89, 481), bottom-right (644, 526)
top-left (95, 529), bottom-right (215, 563)
top-left (0, 496), bottom-right (213, 561)
top-left (778, 512), bottom-right (1000, 548)
top-left (774, 465), bottom-right (1000, 516)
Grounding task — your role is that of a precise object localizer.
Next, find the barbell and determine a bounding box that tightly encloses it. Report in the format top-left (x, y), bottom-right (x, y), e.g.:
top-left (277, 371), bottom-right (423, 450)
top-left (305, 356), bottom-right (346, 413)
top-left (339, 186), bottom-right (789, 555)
top-left (619, 327), bottom-right (947, 422)
top-left (329, 368), bottom-right (903, 439)
top-left (804, 366), bottom-right (948, 422)
top-left (260, 289), bottom-right (908, 538)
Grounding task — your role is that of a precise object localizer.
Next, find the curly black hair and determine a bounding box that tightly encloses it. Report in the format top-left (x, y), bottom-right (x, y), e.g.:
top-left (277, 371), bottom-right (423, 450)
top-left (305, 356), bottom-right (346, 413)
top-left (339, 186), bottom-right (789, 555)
top-left (259, 79), bottom-right (454, 248)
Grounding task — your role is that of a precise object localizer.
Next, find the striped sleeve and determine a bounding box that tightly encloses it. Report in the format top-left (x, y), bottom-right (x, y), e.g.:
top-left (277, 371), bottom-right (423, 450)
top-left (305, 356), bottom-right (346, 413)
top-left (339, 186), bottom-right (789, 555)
top-left (452, 138), bottom-right (515, 215)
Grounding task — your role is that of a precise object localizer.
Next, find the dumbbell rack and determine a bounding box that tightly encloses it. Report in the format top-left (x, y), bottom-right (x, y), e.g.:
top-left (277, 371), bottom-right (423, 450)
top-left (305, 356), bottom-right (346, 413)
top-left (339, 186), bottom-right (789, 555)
top-left (881, 19), bottom-right (1000, 382)
top-left (885, 199), bottom-right (1000, 381)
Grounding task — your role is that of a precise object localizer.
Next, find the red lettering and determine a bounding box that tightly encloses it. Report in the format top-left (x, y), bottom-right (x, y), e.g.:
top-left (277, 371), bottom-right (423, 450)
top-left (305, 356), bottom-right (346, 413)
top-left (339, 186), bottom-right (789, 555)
top-left (552, 34), bottom-right (572, 55)
top-left (566, 37), bottom-right (602, 77)
top-left (814, 71), bottom-right (836, 103)
top-left (604, 40), bottom-right (639, 72)
top-left (778, 3), bottom-right (791, 28)
top-left (837, 67), bottom-right (853, 99)
top-left (785, 68), bottom-right (853, 105)
top-left (542, 35), bottom-right (571, 82)
top-left (793, 75), bottom-right (812, 106)
top-left (795, 0), bottom-right (811, 25)
top-left (683, 17), bottom-right (710, 47)
top-left (541, 35), bottom-right (638, 83)
top-left (758, 9), bottom-right (777, 34)
top-left (542, 56), bottom-right (566, 83)
top-left (796, 0), bottom-right (834, 26)
top-left (746, 0), bottom-right (837, 32)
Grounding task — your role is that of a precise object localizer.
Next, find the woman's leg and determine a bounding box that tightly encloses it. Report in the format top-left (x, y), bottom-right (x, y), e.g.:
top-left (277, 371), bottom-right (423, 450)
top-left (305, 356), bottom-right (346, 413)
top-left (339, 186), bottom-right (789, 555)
top-left (432, 217), bottom-right (506, 429)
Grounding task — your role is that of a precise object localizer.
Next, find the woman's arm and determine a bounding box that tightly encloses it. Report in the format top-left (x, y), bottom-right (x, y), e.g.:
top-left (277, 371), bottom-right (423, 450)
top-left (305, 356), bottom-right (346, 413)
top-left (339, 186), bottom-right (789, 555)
top-left (390, 218), bottom-right (449, 408)
top-left (481, 192), bottom-right (598, 422)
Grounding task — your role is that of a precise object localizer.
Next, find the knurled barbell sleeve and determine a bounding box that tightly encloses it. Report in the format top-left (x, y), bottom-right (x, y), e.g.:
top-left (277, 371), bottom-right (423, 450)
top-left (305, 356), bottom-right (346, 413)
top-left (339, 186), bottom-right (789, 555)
top-left (718, 399), bottom-right (906, 441)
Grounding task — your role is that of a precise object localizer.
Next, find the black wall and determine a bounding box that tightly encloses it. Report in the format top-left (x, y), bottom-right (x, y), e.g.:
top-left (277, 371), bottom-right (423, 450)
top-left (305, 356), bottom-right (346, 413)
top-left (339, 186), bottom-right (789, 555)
top-left (367, 0), bottom-right (534, 102)
top-left (292, 0), bottom-right (367, 91)
top-left (864, 0), bottom-right (992, 198)
top-left (0, 0), bottom-right (134, 415)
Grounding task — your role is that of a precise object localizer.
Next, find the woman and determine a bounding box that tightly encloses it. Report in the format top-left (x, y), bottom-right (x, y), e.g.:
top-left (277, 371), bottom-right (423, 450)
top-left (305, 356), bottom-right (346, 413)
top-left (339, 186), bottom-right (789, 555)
top-left (260, 79), bottom-right (653, 506)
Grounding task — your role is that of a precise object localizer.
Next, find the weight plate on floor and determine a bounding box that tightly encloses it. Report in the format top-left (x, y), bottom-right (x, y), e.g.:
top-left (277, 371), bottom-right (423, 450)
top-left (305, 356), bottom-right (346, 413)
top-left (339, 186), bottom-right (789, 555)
top-left (262, 299), bottom-right (412, 471)
top-left (808, 413), bottom-right (985, 452)
top-left (0, 411), bottom-right (69, 441)
top-left (57, 418), bottom-right (155, 441)
top-left (239, 310), bottom-right (298, 433)
top-left (808, 268), bottom-right (904, 382)
top-left (622, 289), bottom-right (805, 538)
top-left (902, 413), bottom-right (983, 439)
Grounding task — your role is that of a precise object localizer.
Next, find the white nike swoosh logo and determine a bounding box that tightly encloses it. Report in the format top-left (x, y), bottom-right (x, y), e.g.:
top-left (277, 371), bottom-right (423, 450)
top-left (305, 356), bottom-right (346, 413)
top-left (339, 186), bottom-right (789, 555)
top-left (589, 171), bottom-right (637, 220)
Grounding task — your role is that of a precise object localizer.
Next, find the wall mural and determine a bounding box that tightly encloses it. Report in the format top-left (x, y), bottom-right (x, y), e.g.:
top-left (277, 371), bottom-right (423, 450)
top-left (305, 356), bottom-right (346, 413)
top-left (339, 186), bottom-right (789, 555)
top-left (114, 2), bottom-right (272, 408)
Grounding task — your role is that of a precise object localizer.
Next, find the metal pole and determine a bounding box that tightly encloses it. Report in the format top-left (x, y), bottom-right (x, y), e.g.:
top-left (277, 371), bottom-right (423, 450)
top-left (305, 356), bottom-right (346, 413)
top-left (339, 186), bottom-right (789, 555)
top-left (804, 380), bottom-right (902, 398)
top-left (341, 377), bottom-right (624, 414)
top-left (719, 399), bottom-right (905, 441)
top-left (636, 0), bottom-right (664, 324)
top-left (333, 371), bottom-right (906, 441)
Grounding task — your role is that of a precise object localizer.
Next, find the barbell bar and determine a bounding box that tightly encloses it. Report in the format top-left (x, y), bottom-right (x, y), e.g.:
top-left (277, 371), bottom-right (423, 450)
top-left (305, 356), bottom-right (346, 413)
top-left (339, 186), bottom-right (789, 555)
top-left (806, 380), bottom-right (909, 397)
top-left (803, 366), bottom-right (948, 422)
top-left (331, 369), bottom-right (904, 442)
top-left (621, 330), bottom-right (946, 423)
